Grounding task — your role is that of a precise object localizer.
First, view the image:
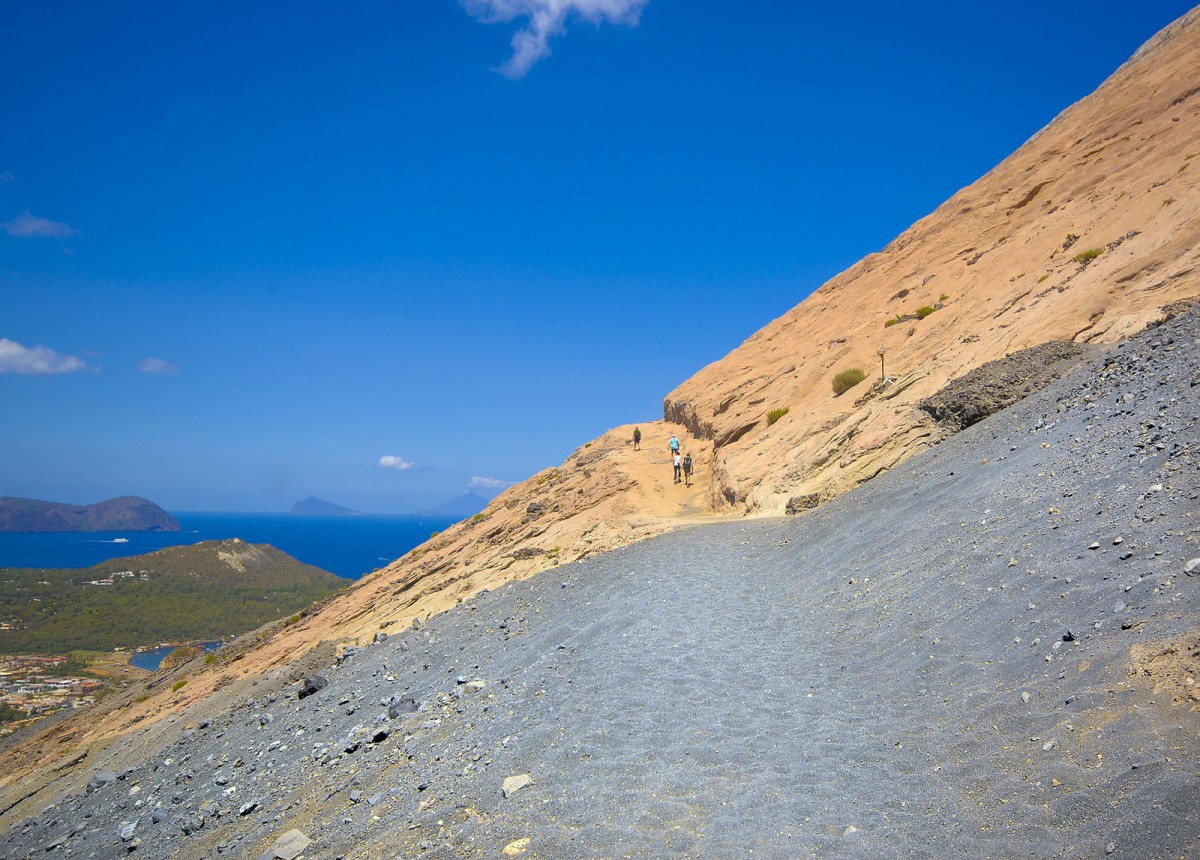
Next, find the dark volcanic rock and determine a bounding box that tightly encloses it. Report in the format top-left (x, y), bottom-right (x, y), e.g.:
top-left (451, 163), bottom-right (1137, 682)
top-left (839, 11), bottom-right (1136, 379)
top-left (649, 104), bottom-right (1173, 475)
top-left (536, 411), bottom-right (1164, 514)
top-left (919, 341), bottom-right (1095, 431)
top-left (297, 675), bottom-right (328, 699)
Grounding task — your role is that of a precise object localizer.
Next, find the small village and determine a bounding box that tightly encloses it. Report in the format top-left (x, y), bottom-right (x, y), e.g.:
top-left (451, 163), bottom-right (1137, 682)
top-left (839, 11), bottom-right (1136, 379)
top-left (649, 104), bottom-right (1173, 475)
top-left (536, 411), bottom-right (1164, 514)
top-left (0, 654), bottom-right (113, 736)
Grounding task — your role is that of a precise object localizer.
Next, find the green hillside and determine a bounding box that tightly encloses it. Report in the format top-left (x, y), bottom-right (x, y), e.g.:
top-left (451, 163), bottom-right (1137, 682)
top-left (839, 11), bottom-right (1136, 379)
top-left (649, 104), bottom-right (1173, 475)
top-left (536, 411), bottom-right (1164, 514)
top-left (0, 539), bottom-right (350, 653)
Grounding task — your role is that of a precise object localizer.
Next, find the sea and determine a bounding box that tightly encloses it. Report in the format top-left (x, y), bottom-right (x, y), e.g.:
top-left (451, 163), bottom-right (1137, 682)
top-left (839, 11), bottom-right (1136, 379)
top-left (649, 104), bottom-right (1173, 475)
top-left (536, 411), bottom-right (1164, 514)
top-left (128, 641), bottom-right (224, 672)
top-left (0, 512), bottom-right (459, 581)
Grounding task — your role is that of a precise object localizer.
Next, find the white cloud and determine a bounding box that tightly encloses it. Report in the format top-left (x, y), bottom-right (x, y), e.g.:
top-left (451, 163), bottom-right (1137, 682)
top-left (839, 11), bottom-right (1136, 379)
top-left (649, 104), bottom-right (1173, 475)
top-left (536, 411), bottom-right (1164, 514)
top-left (138, 357), bottom-right (178, 374)
top-left (378, 455), bottom-right (414, 471)
top-left (469, 475), bottom-right (514, 490)
top-left (463, 0), bottom-right (648, 79)
top-left (2, 210), bottom-right (78, 239)
top-left (0, 338), bottom-right (88, 375)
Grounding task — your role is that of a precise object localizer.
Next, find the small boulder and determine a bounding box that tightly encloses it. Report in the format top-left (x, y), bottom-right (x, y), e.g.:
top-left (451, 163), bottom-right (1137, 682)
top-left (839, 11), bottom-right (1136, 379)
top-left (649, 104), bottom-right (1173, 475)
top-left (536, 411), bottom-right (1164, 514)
top-left (388, 697), bottom-right (418, 718)
top-left (502, 774), bottom-right (532, 798)
top-left (297, 676), bottom-right (328, 700)
top-left (785, 494), bottom-right (821, 515)
top-left (266, 829), bottom-right (312, 860)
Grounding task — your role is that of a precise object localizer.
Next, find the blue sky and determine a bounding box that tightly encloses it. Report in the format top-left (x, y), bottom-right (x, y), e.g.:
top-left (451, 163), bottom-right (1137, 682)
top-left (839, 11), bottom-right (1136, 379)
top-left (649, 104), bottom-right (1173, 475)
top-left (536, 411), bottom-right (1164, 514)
top-left (2, 1), bottom-right (1194, 513)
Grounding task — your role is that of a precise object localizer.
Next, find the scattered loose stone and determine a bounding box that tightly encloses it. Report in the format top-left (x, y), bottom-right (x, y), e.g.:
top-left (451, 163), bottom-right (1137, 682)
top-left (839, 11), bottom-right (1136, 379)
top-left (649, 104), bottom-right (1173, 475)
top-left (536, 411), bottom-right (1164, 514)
top-left (1184, 558), bottom-right (1200, 576)
top-left (388, 698), bottom-right (418, 718)
top-left (298, 676), bottom-right (328, 700)
top-left (264, 829), bottom-right (312, 860)
top-left (502, 774), bottom-right (532, 798)
top-left (90, 771), bottom-right (118, 789)
top-left (502, 837), bottom-right (532, 856)
top-left (1021, 691), bottom-right (1031, 704)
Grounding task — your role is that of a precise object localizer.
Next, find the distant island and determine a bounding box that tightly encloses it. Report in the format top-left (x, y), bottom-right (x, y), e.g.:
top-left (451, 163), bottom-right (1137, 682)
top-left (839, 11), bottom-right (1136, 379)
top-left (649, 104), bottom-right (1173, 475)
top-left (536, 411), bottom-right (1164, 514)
top-left (0, 496), bottom-right (180, 533)
top-left (290, 496), bottom-right (360, 516)
top-left (424, 491), bottom-right (489, 519)
top-left (0, 539), bottom-right (349, 653)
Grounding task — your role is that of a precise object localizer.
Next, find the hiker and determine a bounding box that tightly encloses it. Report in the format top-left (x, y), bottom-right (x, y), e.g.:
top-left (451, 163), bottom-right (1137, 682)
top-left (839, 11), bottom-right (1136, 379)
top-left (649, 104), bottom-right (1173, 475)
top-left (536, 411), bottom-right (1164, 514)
top-left (673, 451), bottom-right (682, 483)
top-left (632, 427), bottom-right (641, 450)
top-left (682, 453), bottom-right (693, 487)
top-left (668, 434), bottom-right (680, 455)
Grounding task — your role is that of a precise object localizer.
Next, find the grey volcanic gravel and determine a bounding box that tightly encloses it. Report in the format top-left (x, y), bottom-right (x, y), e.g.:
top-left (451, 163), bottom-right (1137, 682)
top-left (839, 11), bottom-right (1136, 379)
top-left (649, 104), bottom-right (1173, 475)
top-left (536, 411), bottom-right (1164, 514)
top-left (2, 308), bottom-right (1198, 858)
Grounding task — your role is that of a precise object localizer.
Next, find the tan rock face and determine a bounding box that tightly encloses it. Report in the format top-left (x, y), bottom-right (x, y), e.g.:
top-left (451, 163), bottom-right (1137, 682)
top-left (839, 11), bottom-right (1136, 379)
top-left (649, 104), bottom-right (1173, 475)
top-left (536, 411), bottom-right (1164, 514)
top-left (666, 8), bottom-right (1200, 514)
top-left (2, 8), bottom-right (1199, 814)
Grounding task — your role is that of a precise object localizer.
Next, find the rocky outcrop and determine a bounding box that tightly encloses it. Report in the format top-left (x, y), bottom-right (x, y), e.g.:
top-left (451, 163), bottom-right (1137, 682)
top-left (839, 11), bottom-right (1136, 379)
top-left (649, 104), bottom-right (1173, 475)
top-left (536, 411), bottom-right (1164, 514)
top-left (918, 341), bottom-right (1097, 432)
top-left (664, 7), bottom-right (1200, 514)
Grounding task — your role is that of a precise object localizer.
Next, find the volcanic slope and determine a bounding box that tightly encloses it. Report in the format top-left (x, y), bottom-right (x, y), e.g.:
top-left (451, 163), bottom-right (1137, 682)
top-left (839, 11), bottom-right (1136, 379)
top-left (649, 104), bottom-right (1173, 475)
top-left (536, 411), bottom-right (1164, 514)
top-left (1, 293), bottom-right (1195, 858)
top-left (2, 7), bottom-right (1200, 846)
top-left (666, 6), bottom-right (1200, 515)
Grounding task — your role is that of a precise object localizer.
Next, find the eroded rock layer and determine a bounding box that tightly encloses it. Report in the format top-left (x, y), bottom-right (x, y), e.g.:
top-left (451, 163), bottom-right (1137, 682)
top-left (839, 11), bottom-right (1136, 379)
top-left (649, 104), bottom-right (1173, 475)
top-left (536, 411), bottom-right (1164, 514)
top-left (665, 9), bottom-right (1200, 514)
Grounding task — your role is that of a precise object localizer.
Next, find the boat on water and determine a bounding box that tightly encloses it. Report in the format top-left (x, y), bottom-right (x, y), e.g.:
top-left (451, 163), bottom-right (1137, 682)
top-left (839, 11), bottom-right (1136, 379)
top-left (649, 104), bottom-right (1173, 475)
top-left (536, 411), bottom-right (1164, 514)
top-left (112, 538), bottom-right (129, 543)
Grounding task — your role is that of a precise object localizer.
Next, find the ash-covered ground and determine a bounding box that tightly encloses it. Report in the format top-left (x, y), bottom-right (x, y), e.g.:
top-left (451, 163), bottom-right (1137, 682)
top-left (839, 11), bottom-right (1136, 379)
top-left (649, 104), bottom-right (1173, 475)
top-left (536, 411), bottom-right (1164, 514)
top-left (3, 308), bottom-right (1198, 859)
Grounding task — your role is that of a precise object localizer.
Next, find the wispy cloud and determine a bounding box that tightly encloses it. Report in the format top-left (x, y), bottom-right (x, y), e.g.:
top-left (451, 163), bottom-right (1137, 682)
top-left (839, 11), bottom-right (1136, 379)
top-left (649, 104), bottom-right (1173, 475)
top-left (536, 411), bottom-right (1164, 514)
top-left (138, 357), bottom-right (179, 374)
top-left (469, 475), bottom-right (514, 490)
top-left (378, 455), bottom-right (414, 471)
top-left (0, 172), bottom-right (13, 183)
top-left (2, 210), bottom-right (78, 239)
top-left (463, 0), bottom-right (648, 79)
top-left (0, 338), bottom-right (88, 375)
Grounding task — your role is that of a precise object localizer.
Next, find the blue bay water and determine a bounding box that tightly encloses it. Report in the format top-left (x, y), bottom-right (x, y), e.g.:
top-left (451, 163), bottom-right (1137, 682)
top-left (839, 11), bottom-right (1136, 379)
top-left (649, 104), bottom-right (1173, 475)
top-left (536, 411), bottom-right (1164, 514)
top-left (0, 512), bottom-right (459, 580)
top-left (128, 641), bottom-right (223, 672)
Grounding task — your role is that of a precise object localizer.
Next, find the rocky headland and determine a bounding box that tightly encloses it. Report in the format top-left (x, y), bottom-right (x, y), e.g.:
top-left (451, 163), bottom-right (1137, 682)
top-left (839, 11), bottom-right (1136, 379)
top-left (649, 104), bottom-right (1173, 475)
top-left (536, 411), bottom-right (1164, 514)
top-left (0, 497), bottom-right (180, 533)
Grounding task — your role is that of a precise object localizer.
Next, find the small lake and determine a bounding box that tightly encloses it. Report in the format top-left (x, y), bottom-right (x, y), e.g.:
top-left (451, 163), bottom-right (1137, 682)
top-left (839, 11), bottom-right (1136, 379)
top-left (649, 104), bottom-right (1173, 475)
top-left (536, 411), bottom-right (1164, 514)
top-left (129, 641), bottom-right (223, 672)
